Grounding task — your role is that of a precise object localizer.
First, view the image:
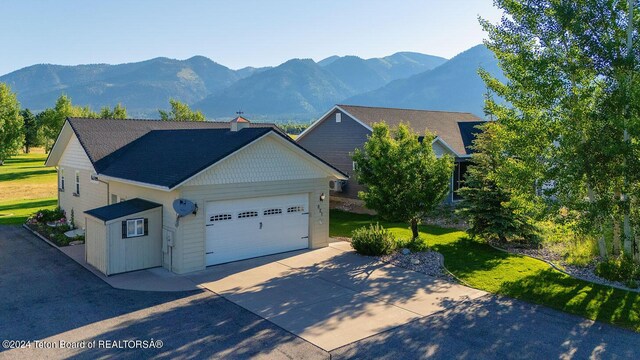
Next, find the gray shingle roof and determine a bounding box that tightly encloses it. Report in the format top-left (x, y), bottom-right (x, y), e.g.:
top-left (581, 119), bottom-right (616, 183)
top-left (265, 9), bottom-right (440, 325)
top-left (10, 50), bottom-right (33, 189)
top-left (67, 118), bottom-right (282, 164)
top-left (65, 117), bottom-right (347, 189)
top-left (85, 198), bottom-right (161, 222)
top-left (96, 128), bottom-right (273, 188)
top-left (338, 105), bottom-right (484, 155)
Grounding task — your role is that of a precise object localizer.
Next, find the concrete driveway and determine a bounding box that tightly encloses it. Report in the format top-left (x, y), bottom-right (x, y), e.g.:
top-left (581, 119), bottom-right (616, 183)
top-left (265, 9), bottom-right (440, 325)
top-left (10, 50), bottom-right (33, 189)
top-left (187, 242), bottom-right (486, 351)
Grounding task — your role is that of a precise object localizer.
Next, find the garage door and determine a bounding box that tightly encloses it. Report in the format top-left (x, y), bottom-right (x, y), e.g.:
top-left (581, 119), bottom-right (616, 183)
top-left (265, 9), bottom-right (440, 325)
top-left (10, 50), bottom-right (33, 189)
top-left (205, 193), bottom-right (309, 266)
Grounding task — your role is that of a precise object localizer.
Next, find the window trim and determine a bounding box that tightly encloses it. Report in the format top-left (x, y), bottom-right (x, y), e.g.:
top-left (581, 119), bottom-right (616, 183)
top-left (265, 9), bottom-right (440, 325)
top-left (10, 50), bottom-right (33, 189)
top-left (59, 168), bottom-right (65, 191)
top-left (74, 170), bottom-right (80, 196)
top-left (336, 112), bottom-right (342, 123)
top-left (126, 218), bottom-right (145, 238)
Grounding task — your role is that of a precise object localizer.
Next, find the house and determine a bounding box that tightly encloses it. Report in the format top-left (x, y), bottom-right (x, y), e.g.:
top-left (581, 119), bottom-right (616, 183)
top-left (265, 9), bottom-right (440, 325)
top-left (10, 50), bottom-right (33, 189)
top-left (45, 117), bottom-right (347, 275)
top-left (296, 105), bottom-right (485, 203)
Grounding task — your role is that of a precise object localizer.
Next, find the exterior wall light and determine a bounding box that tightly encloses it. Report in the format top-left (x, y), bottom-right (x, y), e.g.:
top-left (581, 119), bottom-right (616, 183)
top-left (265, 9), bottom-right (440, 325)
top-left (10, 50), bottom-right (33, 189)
top-left (319, 193), bottom-right (326, 202)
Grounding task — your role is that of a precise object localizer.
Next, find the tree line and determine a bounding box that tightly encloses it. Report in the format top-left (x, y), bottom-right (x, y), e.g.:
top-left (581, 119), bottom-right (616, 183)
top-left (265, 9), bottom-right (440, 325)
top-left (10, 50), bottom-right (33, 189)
top-left (0, 85), bottom-right (205, 163)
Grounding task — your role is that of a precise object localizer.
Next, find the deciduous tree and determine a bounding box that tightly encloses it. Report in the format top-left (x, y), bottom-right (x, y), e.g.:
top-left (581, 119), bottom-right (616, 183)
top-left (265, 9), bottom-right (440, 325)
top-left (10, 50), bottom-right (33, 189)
top-left (158, 99), bottom-right (205, 121)
top-left (352, 122), bottom-right (453, 239)
top-left (0, 83), bottom-right (24, 165)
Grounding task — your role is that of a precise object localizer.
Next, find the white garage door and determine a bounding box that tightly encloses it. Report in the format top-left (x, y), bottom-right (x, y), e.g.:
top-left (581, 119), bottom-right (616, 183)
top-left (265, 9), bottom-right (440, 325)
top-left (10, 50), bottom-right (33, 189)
top-left (205, 193), bottom-right (309, 266)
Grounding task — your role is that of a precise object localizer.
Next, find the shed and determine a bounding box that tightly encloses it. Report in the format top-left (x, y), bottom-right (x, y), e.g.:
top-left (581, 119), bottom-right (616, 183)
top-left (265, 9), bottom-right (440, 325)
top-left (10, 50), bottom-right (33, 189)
top-left (84, 198), bottom-right (163, 275)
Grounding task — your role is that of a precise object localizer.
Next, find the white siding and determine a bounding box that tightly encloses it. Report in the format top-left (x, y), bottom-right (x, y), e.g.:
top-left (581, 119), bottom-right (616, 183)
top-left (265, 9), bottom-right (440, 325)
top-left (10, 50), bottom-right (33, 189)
top-left (185, 135), bottom-right (328, 186)
top-left (58, 134), bottom-right (108, 226)
top-left (85, 217), bottom-right (107, 274)
top-left (179, 177), bottom-right (331, 274)
top-left (432, 141), bottom-right (455, 157)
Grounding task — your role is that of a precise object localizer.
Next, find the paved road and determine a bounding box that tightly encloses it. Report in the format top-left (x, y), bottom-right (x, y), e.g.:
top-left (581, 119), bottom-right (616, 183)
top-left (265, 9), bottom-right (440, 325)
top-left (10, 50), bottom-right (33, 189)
top-left (1, 225), bottom-right (638, 359)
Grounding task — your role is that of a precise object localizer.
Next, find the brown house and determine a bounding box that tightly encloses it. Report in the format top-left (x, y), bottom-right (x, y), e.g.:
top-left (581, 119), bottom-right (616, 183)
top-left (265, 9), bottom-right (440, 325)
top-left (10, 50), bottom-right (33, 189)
top-left (296, 104), bottom-right (485, 203)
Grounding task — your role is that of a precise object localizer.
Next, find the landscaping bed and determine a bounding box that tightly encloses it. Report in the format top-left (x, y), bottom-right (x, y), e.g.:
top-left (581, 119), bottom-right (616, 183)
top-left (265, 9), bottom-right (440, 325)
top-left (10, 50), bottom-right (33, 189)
top-left (25, 208), bottom-right (84, 247)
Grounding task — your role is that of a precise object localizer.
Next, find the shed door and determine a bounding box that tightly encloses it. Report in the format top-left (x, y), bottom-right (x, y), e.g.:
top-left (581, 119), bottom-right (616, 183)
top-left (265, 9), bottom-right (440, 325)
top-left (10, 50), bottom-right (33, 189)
top-left (205, 193), bottom-right (309, 266)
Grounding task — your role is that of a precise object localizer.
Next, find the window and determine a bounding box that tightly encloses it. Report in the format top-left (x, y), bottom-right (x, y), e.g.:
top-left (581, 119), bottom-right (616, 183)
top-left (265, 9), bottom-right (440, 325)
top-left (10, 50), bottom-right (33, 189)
top-left (352, 161), bottom-right (357, 171)
top-left (111, 194), bottom-right (118, 204)
top-left (263, 208), bottom-right (282, 216)
top-left (59, 168), bottom-right (65, 191)
top-left (74, 171), bottom-right (80, 196)
top-left (336, 113), bottom-right (342, 123)
top-left (287, 206), bottom-right (305, 213)
top-left (210, 213), bottom-right (232, 222)
top-left (452, 162), bottom-right (469, 201)
top-left (123, 218), bottom-right (147, 238)
top-left (237, 211), bottom-right (258, 219)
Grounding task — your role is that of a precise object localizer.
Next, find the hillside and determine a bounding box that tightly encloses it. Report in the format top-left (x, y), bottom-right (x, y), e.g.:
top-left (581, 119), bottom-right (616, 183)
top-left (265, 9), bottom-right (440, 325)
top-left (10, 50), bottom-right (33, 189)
top-left (0, 46), bottom-right (501, 120)
top-left (194, 59), bottom-right (355, 120)
top-left (322, 52), bottom-right (446, 94)
top-left (0, 56), bottom-right (240, 117)
top-left (344, 45), bottom-right (505, 117)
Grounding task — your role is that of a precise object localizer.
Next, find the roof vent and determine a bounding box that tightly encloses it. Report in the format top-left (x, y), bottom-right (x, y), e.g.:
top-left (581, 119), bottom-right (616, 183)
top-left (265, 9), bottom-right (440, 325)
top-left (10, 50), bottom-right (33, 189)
top-left (230, 116), bottom-right (250, 132)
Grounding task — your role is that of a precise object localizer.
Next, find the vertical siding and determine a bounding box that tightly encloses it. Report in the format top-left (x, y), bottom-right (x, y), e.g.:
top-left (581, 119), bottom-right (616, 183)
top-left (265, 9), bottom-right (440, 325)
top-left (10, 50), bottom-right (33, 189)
top-left (58, 134), bottom-right (108, 226)
top-left (85, 217), bottom-right (107, 274)
top-left (106, 208), bottom-right (163, 275)
top-left (108, 182), bottom-right (179, 271)
top-left (179, 177), bottom-right (331, 274)
top-left (297, 109), bottom-right (371, 199)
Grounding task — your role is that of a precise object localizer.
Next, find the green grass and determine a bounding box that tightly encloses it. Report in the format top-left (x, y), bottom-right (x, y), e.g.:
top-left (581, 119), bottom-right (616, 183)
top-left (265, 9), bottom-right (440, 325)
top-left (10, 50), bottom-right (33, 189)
top-left (330, 210), bottom-right (640, 332)
top-left (0, 151), bottom-right (57, 225)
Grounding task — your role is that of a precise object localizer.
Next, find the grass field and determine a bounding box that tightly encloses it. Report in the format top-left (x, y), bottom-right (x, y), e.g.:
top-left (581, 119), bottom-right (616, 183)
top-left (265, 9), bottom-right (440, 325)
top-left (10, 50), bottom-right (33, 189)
top-left (0, 150), bottom-right (57, 225)
top-left (330, 210), bottom-right (640, 332)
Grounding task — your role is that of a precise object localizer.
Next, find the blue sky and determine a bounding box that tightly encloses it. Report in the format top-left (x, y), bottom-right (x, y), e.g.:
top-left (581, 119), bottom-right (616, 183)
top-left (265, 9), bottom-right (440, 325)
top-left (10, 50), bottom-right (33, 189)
top-left (1, 0), bottom-right (502, 75)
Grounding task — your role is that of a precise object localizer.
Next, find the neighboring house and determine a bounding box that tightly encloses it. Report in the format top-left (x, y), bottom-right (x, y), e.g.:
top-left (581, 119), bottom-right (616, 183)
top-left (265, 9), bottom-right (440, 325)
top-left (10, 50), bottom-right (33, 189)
top-left (45, 117), bottom-right (347, 275)
top-left (296, 105), bottom-right (485, 203)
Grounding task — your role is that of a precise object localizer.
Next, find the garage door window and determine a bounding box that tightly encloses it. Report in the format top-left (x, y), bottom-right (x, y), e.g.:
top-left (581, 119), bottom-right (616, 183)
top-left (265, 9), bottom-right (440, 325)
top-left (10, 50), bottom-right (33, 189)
top-left (263, 208), bottom-right (282, 216)
top-left (122, 218), bottom-right (148, 238)
top-left (210, 213), bottom-right (232, 222)
top-left (287, 205), bottom-right (305, 213)
top-left (237, 211), bottom-right (258, 219)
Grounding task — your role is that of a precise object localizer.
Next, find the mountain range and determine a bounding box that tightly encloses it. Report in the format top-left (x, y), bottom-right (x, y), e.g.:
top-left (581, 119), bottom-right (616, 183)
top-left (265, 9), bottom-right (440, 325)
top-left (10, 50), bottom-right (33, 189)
top-left (0, 45), bottom-right (503, 121)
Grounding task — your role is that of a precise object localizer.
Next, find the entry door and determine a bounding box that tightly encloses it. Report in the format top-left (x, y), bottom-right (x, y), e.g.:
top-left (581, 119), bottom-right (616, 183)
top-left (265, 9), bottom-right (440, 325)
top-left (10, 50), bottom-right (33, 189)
top-left (205, 193), bottom-right (309, 265)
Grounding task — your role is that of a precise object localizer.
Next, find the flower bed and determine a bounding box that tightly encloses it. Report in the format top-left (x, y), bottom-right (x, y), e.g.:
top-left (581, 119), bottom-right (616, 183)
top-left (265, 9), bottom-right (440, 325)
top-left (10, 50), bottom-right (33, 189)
top-left (25, 208), bottom-right (84, 247)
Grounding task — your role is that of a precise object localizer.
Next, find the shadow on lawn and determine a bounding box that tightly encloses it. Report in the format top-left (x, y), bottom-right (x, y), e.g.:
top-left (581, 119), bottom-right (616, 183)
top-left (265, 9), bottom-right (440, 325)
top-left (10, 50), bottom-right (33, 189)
top-left (0, 198), bottom-right (57, 211)
top-left (498, 268), bottom-right (640, 332)
top-left (0, 168), bottom-right (56, 182)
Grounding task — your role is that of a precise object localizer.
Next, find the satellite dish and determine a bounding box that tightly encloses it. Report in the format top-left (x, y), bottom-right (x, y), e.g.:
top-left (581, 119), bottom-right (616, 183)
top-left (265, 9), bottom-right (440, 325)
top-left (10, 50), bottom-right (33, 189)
top-left (173, 199), bottom-right (197, 217)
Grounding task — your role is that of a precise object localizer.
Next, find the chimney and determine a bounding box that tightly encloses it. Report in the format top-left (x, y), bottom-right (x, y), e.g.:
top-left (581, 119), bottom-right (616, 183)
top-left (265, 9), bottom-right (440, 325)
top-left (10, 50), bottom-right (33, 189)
top-left (230, 116), bottom-right (250, 132)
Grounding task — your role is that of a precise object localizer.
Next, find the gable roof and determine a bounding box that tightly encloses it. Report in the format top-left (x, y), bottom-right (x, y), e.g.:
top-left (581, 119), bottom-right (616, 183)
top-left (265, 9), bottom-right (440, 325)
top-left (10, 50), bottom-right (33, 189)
top-left (97, 128), bottom-right (273, 188)
top-left (49, 118), bottom-right (347, 190)
top-left (65, 118), bottom-right (282, 165)
top-left (298, 104), bottom-right (485, 156)
top-left (85, 198), bottom-right (161, 222)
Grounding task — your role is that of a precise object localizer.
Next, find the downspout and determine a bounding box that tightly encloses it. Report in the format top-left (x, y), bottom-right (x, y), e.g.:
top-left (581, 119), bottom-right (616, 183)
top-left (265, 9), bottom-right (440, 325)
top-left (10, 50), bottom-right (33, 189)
top-left (96, 176), bottom-right (110, 204)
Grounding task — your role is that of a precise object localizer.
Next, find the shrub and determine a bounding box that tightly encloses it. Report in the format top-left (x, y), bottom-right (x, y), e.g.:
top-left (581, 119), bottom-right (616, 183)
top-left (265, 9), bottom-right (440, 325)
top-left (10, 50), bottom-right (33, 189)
top-left (31, 207), bottom-right (65, 224)
top-left (595, 255), bottom-right (640, 282)
top-left (397, 236), bottom-right (430, 253)
top-left (351, 223), bottom-right (396, 256)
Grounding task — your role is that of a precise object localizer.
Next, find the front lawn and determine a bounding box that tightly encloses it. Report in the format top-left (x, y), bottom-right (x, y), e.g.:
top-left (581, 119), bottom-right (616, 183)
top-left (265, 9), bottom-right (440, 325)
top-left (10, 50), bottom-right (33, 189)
top-left (0, 151), bottom-right (57, 225)
top-left (330, 210), bottom-right (640, 332)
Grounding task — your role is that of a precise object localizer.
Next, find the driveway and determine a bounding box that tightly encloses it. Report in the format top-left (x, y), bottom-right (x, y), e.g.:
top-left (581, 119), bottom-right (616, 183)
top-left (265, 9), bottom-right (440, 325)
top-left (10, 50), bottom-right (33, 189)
top-left (0, 226), bottom-right (325, 360)
top-left (1, 225), bottom-right (639, 359)
top-left (187, 242), bottom-right (486, 350)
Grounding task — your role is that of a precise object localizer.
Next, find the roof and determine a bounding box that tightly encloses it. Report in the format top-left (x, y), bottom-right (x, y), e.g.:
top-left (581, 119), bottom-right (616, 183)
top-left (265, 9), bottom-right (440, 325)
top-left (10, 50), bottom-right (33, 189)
top-left (66, 118), bottom-right (283, 165)
top-left (232, 116), bottom-right (250, 123)
top-left (85, 198), bottom-right (162, 222)
top-left (329, 105), bottom-right (484, 156)
top-left (96, 128), bottom-right (274, 188)
top-left (457, 121), bottom-right (486, 154)
top-left (53, 117), bottom-right (347, 190)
